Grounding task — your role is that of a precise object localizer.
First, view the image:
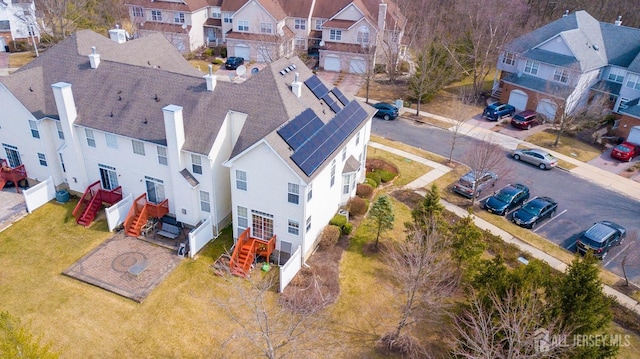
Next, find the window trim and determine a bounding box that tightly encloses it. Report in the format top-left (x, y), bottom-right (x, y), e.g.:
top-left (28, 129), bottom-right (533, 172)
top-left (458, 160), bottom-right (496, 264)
top-left (55, 121), bottom-right (64, 139)
top-left (174, 12), bottom-right (185, 24)
top-left (330, 159), bottom-right (336, 187)
top-left (307, 183), bottom-right (313, 201)
top-left (288, 182), bottom-right (300, 204)
top-left (288, 219), bottom-right (300, 235)
top-left (553, 67), bottom-right (569, 83)
top-left (238, 19), bottom-right (249, 32)
top-left (28, 119), bottom-right (40, 139)
top-left (342, 174), bottom-right (350, 194)
top-left (191, 154), bottom-right (203, 175)
top-left (626, 74), bottom-right (640, 91)
top-left (151, 10), bottom-right (162, 22)
top-left (260, 22), bottom-right (272, 34)
top-left (236, 170), bottom-right (247, 191)
top-left (306, 216), bottom-right (312, 232)
top-left (37, 152), bottom-right (47, 166)
top-left (608, 67), bottom-right (625, 83)
top-left (330, 29), bottom-right (342, 41)
top-left (502, 52), bottom-right (516, 66)
top-left (157, 146), bottom-right (168, 166)
top-left (132, 139), bottom-right (145, 156)
top-left (85, 129), bottom-right (96, 148)
top-left (524, 60), bottom-right (539, 75)
top-left (356, 26), bottom-right (369, 44)
top-left (105, 133), bottom-right (118, 149)
top-left (294, 18), bottom-right (306, 30)
top-left (315, 19), bottom-right (324, 30)
top-left (237, 206), bottom-right (248, 229)
top-left (200, 190), bottom-right (211, 213)
top-left (132, 6), bottom-right (143, 18)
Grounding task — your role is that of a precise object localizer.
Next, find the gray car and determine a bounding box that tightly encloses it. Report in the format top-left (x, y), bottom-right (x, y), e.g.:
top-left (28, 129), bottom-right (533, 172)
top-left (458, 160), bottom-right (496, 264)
top-left (512, 148), bottom-right (558, 170)
top-left (452, 170), bottom-right (498, 198)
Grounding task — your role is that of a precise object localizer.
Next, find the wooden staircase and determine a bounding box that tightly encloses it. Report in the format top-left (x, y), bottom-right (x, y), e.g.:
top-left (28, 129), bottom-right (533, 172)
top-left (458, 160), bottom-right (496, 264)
top-left (123, 193), bottom-right (169, 237)
top-left (229, 228), bottom-right (276, 278)
top-left (73, 181), bottom-right (123, 227)
top-left (0, 159), bottom-right (28, 193)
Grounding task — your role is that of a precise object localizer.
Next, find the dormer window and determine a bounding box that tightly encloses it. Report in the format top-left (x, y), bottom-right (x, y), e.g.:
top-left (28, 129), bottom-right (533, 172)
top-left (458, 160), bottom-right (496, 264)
top-left (553, 67), bottom-right (569, 83)
top-left (502, 52), bottom-right (516, 66)
top-left (524, 60), bottom-right (539, 75)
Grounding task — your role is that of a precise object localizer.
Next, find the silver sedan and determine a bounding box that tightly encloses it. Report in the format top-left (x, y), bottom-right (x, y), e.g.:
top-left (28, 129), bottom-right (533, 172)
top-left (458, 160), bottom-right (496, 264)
top-left (512, 148), bottom-right (558, 170)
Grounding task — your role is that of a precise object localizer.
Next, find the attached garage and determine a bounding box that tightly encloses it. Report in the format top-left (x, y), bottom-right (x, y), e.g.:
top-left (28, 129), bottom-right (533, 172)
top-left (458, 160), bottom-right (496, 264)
top-left (324, 56), bottom-right (341, 72)
top-left (508, 90), bottom-right (528, 111)
top-left (349, 58), bottom-right (367, 74)
top-left (0, 38), bottom-right (5, 52)
top-left (257, 46), bottom-right (270, 63)
top-left (536, 99), bottom-right (558, 122)
top-left (234, 44), bottom-right (250, 61)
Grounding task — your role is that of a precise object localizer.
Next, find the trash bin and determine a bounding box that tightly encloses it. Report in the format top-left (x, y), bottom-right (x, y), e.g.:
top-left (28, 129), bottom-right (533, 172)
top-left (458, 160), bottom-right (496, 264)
top-left (56, 190), bottom-right (70, 203)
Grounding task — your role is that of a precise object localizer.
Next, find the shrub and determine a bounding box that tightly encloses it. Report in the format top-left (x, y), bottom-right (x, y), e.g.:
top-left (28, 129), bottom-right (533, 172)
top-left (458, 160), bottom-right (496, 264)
top-left (376, 169), bottom-right (397, 183)
top-left (220, 47), bottom-right (228, 58)
top-left (356, 183), bottom-right (373, 198)
top-left (398, 60), bottom-right (410, 73)
top-left (203, 48), bottom-right (215, 57)
top-left (329, 214), bottom-right (347, 229)
top-left (364, 177), bottom-right (378, 188)
top-left (348, 197), bottom-right (368, 216)
top-left (319, 225), bottom-right (341, 249)
top-left (342, 222), bottom-right (353, 235)
top-left (212, 58), bottom-right (224, 65)
top-left (366, 171), bottom-right (381, 187)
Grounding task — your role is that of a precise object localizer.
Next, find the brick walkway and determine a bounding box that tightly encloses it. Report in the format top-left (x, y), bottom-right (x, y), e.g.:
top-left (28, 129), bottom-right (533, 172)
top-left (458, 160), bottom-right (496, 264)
top-left (0, 189), bottom-right (27, 232)
top-left (63, 233), bottom-right (183, 302)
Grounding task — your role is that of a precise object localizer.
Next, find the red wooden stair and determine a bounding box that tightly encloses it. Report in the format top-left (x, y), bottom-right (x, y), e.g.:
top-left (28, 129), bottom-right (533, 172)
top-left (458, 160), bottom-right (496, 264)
top-left (229, 228), bottom-right (276, 278)
top-left (123, 193), bottom-right (169, 237)
top-left (0, 159), bottom-right (28, 193)
top-left (72, 181), bottom-right (123, 227)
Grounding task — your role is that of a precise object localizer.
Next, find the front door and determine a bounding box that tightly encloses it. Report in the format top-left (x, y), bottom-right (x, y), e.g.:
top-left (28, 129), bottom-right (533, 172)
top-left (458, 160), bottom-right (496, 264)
top-left (98, 164), bottom-right (118, 190)
top-left (145, 176), bottom-right (165, 204)
top-left (251, 210), bottom-right (273, 240)
top-left (3, 144), bottom-right (21, 167)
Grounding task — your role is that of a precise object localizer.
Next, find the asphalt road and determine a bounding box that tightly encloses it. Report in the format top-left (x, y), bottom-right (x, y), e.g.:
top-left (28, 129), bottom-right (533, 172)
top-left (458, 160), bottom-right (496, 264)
top-left (372, 117), bottom-right (640, 284)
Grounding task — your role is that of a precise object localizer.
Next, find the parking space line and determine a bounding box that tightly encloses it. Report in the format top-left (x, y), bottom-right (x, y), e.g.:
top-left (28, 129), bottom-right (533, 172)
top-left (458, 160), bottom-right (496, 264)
top-left (604, 242), bottom-right (632, 267)
top-left (533, 209), bottom-right (567, 233)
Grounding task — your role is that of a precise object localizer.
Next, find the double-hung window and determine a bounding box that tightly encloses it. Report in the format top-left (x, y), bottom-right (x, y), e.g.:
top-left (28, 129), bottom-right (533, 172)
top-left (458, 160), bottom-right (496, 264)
top-left (295, 19), bottom-right (306, 30)
top-left (105, 133), bottom-right (118, 149)
top-left (502, 52), bottom-right (516, 65)
top-left (238, 20), bottom-right (249, 32)
top-left (157, 146), bottom-right (168, 166)
top-left (236, 170), bottom-right (247, 191)
top-left (260, 22), bottom-right (272, 34)
top-left (200, 191), bottom-right (210, 212)
top-left (330, 30), bottom-right (342, 41)
top-left (306, 216), bottom-right (312, 232)
top-left (37, 153), bottom-right (47, 166)
top-left (608, 67), bottom-right (625, 83)
top-left (626, 74), bottom-right (640, 91)
top-left (191, 154), bottom-right (202, 174)
top-left (223, 13), bottom-right (232, 23)
top-left (132, 7), bottom-right (143, 18)
top-left (55, 121), bottom-right (64, 139)
top-left (151, 10), bottom-right (162, 21)
top-left (174, 12), bottom-right (185, 24)
top-left (288, 183), bottom-right (299, 204)
top-left (237, 206), bottom-right (248, 230)
top-left (288, 220), bottom-right (300, 235)
top-left (553, 67), bottom-right (569, 83)
top-left (330, 160), bottom-right (336, 187)
top-left (212, 10), bottom-right (221, 19)
top-left (28, 120), bottom-right (40, 138)
top-left (307, 183), bottom-right (313, 201)
top-left (85, 129), bottom-right (96, 147)
top-left (132, 140), bottom-right (145, 155)
top-left (524, 60), bottom-right (539, 75)
top-left (315, 19), bottom-right (324, 30)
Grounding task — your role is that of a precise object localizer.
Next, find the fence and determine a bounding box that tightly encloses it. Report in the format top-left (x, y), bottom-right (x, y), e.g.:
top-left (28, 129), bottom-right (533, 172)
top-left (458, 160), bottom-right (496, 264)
top-left (23, 177), bottom-right (55, 213)
top-left (188, 216), bottom-right (214, 258)
top-left (105, 193), bottom-right (133, 232)
top-left (279, 245), bottom-right (302, 293)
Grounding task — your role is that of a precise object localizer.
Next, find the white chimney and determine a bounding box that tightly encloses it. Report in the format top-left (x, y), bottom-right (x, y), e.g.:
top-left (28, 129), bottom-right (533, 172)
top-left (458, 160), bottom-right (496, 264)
top-left (562, 10), bottom-right (569, 17)
top-left (204, 64), bottom-right (217, 92)
top-left (88, 46), bottom-right (100, 69)
top-left (615, 16), bottom-right (622, 26)
top-left (163, 105), bottom-right (186, 169)
top-left (378, 2), bottom-right (387, 31)
top-left (108, 26), bottom-right (127, 44)
top-left (291, 72), bottom-right (302, 98)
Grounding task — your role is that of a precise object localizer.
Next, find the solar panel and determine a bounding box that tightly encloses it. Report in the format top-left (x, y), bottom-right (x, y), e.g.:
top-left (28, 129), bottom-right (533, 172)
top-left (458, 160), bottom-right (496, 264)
top-left (277, 109), bottom-right (323, 150)
top-left (331, 88), bottom-right (350, 106)
top-left (322, 94), bottom-right (342, 113)
top-left (304, 75), bottom-right (329, 99)
top-left (291, 101), bottom-right (369, 176)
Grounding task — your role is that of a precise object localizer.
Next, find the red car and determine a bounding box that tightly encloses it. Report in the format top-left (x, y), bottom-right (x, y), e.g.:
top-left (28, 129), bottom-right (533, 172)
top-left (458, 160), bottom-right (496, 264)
top-left (510, 110), bottom-right (541, 130)
top-left (611, 142), bottom-right (640, 161)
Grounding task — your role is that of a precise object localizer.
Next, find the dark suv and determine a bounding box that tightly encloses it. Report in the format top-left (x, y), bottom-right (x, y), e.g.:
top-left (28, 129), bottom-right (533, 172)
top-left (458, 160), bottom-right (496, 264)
top-left (576, 221), bottom-right (626, 260)
top-left (452, 170), bottom-right (498, 198)
top-left (225, 57), bottom-right (245, 70)
top-left (484, 183), bottom-right (530, 216)
top-left (510, 110), bottom-right (541, 130)
top-left (482, 102), bottom-right (516, 121)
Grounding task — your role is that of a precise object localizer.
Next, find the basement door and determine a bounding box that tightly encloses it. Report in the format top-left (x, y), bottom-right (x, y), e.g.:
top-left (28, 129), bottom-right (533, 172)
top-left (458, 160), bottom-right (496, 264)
top-left (251, 210), bottom-right (273, 240)
top-left (98, 164), bottom-right (118, 190)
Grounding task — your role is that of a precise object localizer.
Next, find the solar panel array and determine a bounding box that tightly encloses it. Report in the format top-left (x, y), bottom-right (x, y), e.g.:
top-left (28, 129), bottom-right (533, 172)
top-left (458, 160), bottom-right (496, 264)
top-left (304, 75), bottom-right (329, 99)
top-left (277, 108), bottom-right (323, 151)
top-left (322, 93), bottom-right (342, 113)
top-left (331, 87), bottom-right (350, 106)
top-left (291, 100), bottom-right (368, 176)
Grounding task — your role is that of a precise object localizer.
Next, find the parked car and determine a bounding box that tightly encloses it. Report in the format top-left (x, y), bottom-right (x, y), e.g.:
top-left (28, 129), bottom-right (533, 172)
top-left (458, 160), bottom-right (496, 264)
top-left (482, 102), bottom-right (516, 121)
top-left (512, 148), bottom-right (558, 170)
top-left (484, 183), bottom-right (530, 216)
top-left (576, 221), bottom-right (626, 260)
top-left (510, 110), bottom-right (542, 130)
top-left (610, 142), bottom-right (640, 162)
top-left (511, 196), bottom-right (557, 229)
top-left (225, 57), bottom-right (245, 70)
top-left (452, 170), bottom-right (498, 198)
top-left (371, 102), bottom-right (399, 120)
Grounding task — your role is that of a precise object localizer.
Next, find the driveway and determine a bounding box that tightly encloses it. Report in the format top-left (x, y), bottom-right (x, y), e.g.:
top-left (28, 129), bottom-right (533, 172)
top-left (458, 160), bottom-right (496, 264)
top-left (315, 71), bottom-right (364, 96)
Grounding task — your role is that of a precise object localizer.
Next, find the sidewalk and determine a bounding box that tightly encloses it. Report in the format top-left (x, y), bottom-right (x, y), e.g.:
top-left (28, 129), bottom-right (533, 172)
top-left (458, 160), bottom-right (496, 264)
top-left (370, 140), bottom-right (640, 315)
top-left (398, 107), bottom-right (640, 202)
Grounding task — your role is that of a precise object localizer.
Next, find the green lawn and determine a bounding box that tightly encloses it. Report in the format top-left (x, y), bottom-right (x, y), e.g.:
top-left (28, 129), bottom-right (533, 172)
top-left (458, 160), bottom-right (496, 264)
top-left (524, 129), bottom-right (602, 162)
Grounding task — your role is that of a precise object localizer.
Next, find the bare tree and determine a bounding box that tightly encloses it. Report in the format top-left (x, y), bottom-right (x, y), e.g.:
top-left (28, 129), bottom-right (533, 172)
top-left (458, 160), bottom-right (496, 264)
top-left (463, 138), bottom-right (511, 207)
top-left (39, 0), bottom-right (88, 40)
top-left (452, 287), bottom-right (575, 359)
top-left (351, 43), bottom-right (377, 103)
top-left (409, 40), bottom-right (455, 115)
top-left (446, 89), bottom-right (476, 163)
top-left (214, 272), bottom-right (339, 359)
top-left (377, 218), bottom-right (458, 357)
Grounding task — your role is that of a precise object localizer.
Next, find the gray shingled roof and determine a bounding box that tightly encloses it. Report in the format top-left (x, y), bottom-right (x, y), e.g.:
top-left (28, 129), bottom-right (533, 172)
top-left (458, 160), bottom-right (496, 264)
top-left (522, 48), bottom-right (580, 69)
top-left (502, 73), bottom-right (569, 97)
top-left (600, 22), bottom-right (640, 69)
top-left (620, 98), bottom-right (640, 119)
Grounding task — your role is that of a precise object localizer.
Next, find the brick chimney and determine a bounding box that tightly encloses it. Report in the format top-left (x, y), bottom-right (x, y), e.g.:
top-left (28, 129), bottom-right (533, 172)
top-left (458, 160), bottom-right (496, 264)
top-left (378, 2), bottom-right (387, 31)
top-left (204, 64), bottom-right (217, 92)
top-left (88, 46), bottom-right (100, 69)
top-left (291, 73), bottom-right (302, 98)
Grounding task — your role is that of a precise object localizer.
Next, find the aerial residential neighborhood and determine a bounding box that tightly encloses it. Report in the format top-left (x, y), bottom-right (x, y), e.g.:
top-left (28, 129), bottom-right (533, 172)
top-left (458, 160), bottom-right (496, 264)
top-left (2, 1), bottom-right (640, 357)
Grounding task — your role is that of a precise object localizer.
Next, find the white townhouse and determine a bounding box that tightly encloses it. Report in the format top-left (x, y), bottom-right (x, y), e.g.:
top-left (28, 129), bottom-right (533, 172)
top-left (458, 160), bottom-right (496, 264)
top-left (0, 0), bottom-right (40, 52)
top-left (0, 29), bottom-right (374, 266)
top-left (493, 10), bottom-right (640, 139)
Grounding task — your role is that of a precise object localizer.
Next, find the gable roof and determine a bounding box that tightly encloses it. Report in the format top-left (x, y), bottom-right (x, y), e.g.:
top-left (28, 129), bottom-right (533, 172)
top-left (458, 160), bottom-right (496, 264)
top-left (125, 0), bottom-right (210, 12)
top-left (278, 0), bottom-right (313, 18)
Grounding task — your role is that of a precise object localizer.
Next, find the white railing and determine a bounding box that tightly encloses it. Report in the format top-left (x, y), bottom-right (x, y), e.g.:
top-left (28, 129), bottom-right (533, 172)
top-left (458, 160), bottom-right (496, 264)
top-left (105, 193), bottom-right (133, 232)
top-left (23, 177), bottom-right (55, 213)
top-left (279, 245), bottom-right (302, 293)
top-left (188, 216), bottom-right (214, 258)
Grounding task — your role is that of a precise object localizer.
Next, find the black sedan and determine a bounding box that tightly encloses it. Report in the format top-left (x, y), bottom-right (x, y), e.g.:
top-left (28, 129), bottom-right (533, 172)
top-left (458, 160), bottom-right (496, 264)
top-left (511, 196), bottom-right (557, 229)
top-left (225, 57), bottom-right (245, 70)
top-left (484, 183), bottom-right (530, 216)
top-left (372, 102), bottom-right (399, 120)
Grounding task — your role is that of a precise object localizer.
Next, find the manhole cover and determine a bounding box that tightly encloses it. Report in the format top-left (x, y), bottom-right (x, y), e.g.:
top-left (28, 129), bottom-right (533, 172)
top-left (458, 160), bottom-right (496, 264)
top-left (112, 252), bottom-right (147, 272)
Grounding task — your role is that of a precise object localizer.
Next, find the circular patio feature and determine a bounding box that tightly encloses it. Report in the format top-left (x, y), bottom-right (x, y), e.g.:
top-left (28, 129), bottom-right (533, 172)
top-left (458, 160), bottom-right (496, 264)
top-left (112, 252), bottom-right (147, 272)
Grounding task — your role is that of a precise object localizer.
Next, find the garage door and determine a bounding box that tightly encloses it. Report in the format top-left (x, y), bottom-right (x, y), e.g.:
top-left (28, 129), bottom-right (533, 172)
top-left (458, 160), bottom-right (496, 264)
top-left (0, 38), bottom-right (5, 52)
top-left (508, 90), bottom-right (528, 111)
top-left (536, 99), bottom-right (558, 122)
top-left (234, 45), bottom-right (250, 61)
top-left (257, 46), bottom-right (270, 63)
top-left (324, 56), bottom-right (341, 72)
top-left (349, 58), bottom-right (367, 74)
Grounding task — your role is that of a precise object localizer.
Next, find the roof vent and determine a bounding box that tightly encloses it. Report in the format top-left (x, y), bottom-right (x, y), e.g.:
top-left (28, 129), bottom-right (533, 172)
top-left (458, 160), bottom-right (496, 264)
top-left (204, 64), bottom-right (217, 92)
top-left (88, 46), bottom-right (100, 69)
top-left (562, 10), bottom-right (569, 17)
top-left (615, 16), bottom-right (622, 26)
top-left (592, 44), bottom-right (599, 51)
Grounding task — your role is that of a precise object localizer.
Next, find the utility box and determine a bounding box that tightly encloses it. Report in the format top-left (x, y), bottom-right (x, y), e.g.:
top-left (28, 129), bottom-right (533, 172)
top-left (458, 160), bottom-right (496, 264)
top-left (627, 125), bottom-right (640, 145)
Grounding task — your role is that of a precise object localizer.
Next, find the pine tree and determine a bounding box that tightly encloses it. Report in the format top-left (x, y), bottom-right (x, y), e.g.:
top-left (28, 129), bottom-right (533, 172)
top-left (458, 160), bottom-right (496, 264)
top-left (411, 184), bottom-right (444, 227)
top-left (369, 195), bottom-right (394, 249)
